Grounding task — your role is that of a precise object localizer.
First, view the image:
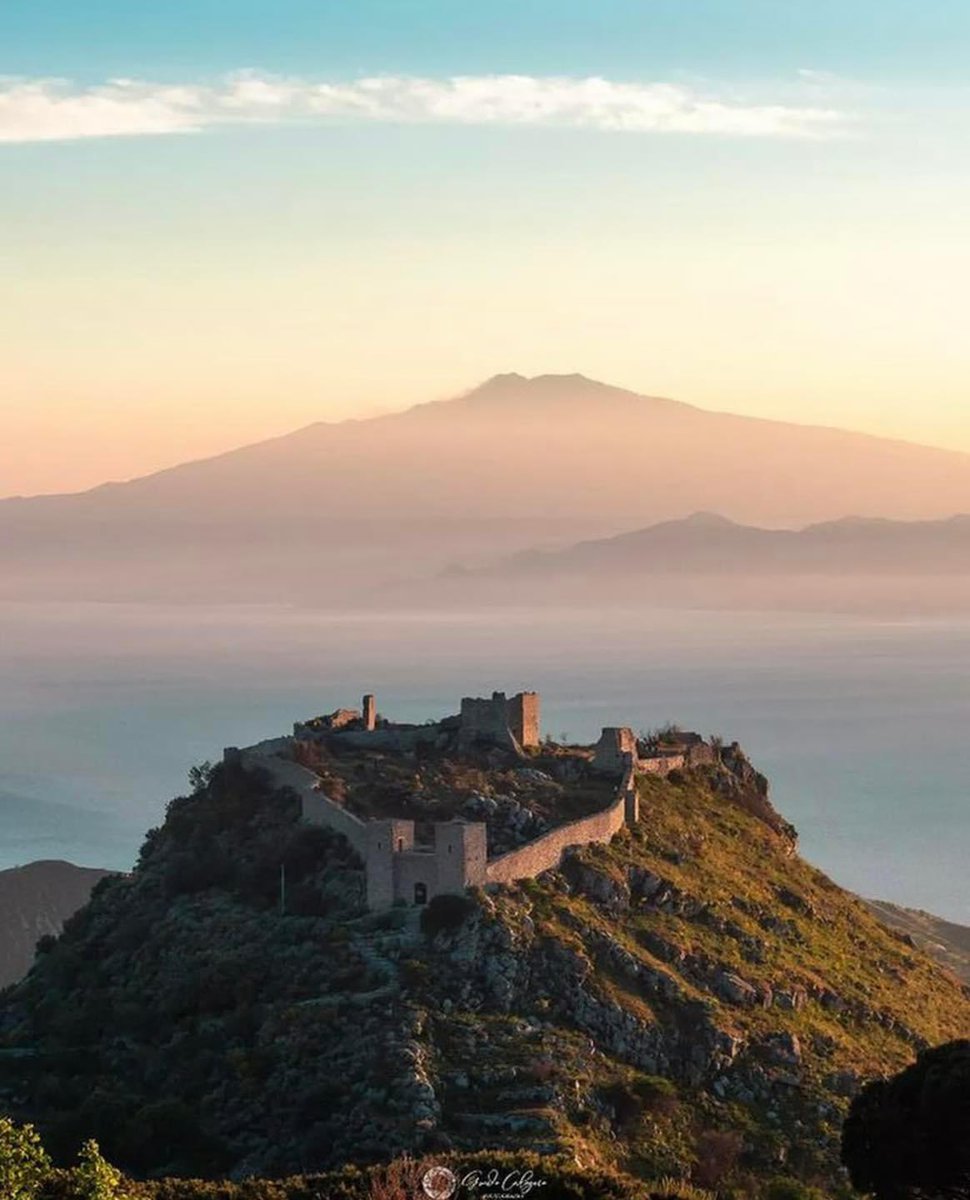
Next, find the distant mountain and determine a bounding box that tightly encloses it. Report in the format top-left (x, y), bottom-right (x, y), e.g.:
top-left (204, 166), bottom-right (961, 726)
top-left (0, 860), bottom-right (112, 988)
top-left (489, 511), bottom-right (970, 576)
top-left (865, 899), bottom-right (970, 984)
top-left (434, 511), bottom-right (970, 613)
top-left (4, 373), bottom-right (970, 602)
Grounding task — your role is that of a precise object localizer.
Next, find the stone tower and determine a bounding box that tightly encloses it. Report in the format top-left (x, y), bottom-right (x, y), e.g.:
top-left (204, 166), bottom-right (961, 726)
top-left (362, 693), bottom-right (377, 732)
top-left (365, 818), bottom-right (415, 909)
top-left (507, 691), bottom-right (540, 749)
top-left (434, 821), bottom-right (488, 895)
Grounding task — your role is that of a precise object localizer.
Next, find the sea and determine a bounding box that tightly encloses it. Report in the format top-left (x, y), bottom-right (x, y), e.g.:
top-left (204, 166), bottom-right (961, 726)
top-left (0, 601), bottom-right (967, 923)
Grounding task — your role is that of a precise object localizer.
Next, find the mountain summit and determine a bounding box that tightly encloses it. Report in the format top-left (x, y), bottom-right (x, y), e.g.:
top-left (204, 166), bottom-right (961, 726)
top-left (3, 373), bottom-right (970, 602)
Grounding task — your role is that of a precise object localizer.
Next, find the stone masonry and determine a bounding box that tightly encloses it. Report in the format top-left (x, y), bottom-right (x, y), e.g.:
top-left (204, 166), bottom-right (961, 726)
top-left (228, 691), bottom-right (709, 910)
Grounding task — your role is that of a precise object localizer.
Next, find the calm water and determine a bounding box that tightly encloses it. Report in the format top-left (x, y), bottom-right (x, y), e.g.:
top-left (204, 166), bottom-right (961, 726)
top-left (1, 602), bottom-right (967, 922)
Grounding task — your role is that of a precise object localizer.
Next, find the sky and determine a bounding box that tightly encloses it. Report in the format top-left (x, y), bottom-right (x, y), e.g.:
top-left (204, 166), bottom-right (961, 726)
top-left (3, 0), bottom-right (970, 496)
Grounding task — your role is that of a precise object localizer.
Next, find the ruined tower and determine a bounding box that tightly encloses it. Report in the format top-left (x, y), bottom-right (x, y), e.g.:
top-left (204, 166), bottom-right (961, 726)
top-left (362, 693), bottom-right (377, 732)
top-left (459, 690), bottom-right (541, 751)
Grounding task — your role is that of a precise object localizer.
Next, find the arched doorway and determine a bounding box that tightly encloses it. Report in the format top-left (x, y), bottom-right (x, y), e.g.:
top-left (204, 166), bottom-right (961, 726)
top-left (413, 882), bottom-right (428, 905)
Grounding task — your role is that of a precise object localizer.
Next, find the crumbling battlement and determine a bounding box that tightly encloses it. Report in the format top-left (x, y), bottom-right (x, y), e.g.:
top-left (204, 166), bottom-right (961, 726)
top-left (459, 690), bottom-right (540, 752)
top-left (227, 691), bottom-right (718, 910)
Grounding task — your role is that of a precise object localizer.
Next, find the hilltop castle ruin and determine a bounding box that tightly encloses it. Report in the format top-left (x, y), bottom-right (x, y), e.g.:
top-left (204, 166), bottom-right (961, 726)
top-left (226, 691), bottom-right (712, 910)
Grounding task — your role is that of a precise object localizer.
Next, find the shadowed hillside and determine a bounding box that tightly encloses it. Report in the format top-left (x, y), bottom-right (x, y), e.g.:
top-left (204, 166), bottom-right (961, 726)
top-left (0, 746), bottom-right (966, 1192)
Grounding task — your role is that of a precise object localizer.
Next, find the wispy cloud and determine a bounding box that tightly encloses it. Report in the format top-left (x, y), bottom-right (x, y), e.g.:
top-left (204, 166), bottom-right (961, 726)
top-left (0, 72), bottom-right (848, 145)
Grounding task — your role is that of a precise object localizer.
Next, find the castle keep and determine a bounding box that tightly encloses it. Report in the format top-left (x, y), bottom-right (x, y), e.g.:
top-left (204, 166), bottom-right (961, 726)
top-left (228, 690), bottom-right (711, 910)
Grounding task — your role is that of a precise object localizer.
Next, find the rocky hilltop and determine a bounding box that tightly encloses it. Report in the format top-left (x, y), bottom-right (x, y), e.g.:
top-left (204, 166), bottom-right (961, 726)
top-left (0, 860), bottom-right (111, 989)
top-left (0, 731), bottom-right (967, 1193)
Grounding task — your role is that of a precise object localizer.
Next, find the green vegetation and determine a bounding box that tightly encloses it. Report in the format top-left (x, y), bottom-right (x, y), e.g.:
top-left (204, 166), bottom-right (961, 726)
top-left (419, 893), bottom-right (477, 936)
top-left (0, 1117), bottom-right (52, 1200)
top-left (841, 1039), bottom-right (970, 1199)
top-left (1, 753), bottom-right (967, 1196)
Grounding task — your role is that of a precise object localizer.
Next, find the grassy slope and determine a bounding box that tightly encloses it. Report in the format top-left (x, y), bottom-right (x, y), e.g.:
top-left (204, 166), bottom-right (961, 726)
top-left (1, 760), bottom-right (967, 1197)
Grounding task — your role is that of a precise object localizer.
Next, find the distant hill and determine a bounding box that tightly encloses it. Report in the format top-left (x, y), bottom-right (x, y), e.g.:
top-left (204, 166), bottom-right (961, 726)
top-left (0, 860), bottom-right (112, 988)
top-left (4, 373), bottom-right (970, 602)
top-left (433, 511), bottom-right (970, 613)
top-left (865, 899), bottom-right (970, 984)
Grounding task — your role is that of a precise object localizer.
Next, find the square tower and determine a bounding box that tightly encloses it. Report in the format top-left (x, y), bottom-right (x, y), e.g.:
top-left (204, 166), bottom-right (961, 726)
top-left (365, 819), bottom-right (415, 909)
top-left (507, 692), bottom-right (540, 749)
top-left (434, 820), bottom-right (488, 894)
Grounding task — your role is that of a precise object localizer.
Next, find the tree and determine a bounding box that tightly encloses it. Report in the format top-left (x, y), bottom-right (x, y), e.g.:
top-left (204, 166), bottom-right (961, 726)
top-left (72, 1139), bottom-right (129, 1200)
top-left (0, 1118), bottom-right (51, 1200)
top-left (188, 760), bottom-right (214, 793)
top-left (842, 1039), bottom-right (970, 1199)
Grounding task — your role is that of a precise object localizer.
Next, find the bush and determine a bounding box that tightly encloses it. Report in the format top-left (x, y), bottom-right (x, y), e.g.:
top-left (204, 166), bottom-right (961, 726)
top-left (842, 1039), bottom-right (970, 1200)
top-left (419, 893), bottom-right (477, 937)
top-left (692, 1130), bottom-right (742, 1189)
top-left (0, 1118), bottom-right (52, 1200)
top-left (72, 1140), bottom-right (128, 1200)
top-left (763, 1178), bottom-right (825, 1200)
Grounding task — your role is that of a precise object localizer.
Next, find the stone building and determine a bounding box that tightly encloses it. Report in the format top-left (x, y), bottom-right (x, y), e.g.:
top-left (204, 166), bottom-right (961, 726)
top-left (365, 819), bottom-right (487, 908)
top-left (458, 691), bottom-right (540, 752)
top-left (233, 689), bottom-right (719, 910)
top-left (592, 726), bottom-right (639, 775)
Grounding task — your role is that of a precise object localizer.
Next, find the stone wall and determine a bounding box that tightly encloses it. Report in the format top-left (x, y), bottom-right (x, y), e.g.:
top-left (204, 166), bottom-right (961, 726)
top-left (485, 756), bottom-right (637, 886)
top-left (232, 739), bottom-right (368, 856)
top-left (638, 753), bottom-right (687, 776)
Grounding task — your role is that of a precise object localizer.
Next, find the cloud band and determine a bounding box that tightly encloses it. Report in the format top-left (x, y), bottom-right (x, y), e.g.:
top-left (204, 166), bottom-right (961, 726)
top-left (0, 71), bottom-right (846, 144)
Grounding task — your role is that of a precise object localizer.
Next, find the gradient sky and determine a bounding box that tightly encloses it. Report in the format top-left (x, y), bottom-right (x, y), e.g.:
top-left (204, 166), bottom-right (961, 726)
top-left (3, 1), bottom-right (970, 495)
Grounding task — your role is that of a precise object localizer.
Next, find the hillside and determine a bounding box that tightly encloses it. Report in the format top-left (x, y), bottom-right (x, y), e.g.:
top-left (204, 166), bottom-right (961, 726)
top-left (864, 900), bottom-right (970, 984)
top-left (0, 743), bottom-right (967, 1193)
top-left (4, 373), bottom-right (970, 602)
top-left (0, 860), bottom-right (111, 989)
top-left (426, 511), bottom-right (970, 613)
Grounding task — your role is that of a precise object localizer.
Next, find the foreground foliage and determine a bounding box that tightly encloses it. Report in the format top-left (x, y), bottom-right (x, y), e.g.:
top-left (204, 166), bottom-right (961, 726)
top-left (841, 1039), bottom-right (970, 1199)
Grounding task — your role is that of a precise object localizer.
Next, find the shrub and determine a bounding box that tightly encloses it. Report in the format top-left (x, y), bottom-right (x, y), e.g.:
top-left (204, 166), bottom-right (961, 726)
top-left (0, 1117), bottom-right (52, 1200)
top-left (72, 1140), bottom-right (128, 1200)
top-left (419, 893), bottom-right (477, 937)
top-left (763, 1178), bottom-right (825, 1200)
top-left (841, 1039), bottom-right (970, 1200)
top-left (692, 1129), bottom-right (743, 1189)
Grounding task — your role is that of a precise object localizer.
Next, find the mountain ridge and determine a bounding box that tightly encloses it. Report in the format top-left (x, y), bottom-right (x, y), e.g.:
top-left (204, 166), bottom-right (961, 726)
top-left (6, 373), bottom-right (970, 508)
top-left (5, 372), bottom-right (970, 603)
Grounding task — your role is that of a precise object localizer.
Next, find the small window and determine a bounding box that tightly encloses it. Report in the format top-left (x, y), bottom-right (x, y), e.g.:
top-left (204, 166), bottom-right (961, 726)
top-left (414, 882), bottom-right (428, 905)
top-left (397, 838), bottom-right (404, 852)
top-left (448, 843), bottom-right (453, 854)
